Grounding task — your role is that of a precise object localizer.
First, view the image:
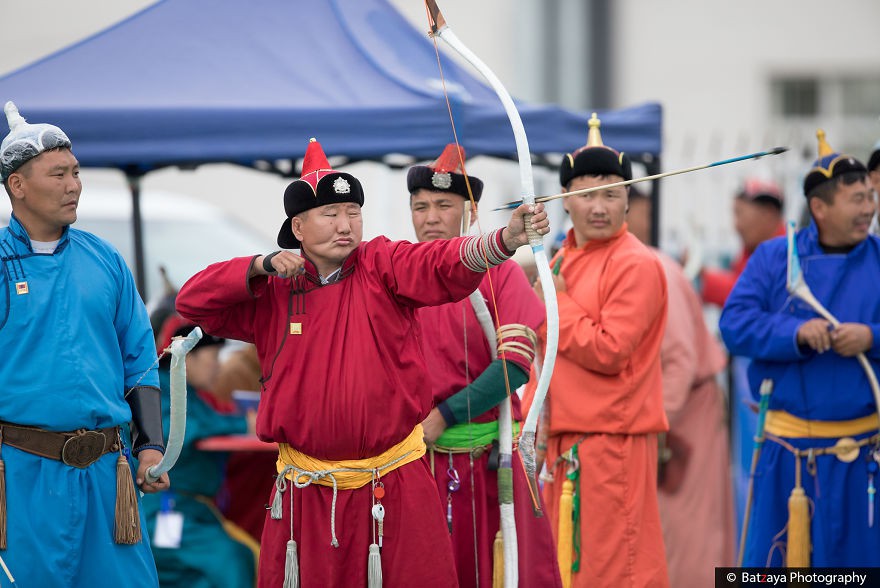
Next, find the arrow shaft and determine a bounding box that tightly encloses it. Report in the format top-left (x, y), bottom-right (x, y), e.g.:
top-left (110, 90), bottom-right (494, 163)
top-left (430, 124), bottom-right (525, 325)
top-left (537, 162), bottom-right (707, 204)
top-left (495, 148), bottom-right (787, 210)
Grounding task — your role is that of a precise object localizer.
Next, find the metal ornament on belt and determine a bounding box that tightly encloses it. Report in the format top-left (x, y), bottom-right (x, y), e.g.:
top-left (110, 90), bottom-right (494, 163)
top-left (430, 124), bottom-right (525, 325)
top-left (834, 437), bottom-right (860, 463)
top-left (62, 430), bottom-right (106, 468)
top-left (431, 171), bottom-right (452, 189)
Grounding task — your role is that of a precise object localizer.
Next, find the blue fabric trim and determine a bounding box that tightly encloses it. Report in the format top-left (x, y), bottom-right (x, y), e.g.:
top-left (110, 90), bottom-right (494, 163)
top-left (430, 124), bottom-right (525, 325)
top-left (437, 401), bottom-right (457, 427)
top-left (133, 444), bottom-right (165, 456)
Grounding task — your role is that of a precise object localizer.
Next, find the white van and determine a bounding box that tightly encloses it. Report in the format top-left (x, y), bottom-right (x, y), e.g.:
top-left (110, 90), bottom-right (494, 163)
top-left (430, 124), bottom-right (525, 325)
top-left (0, 186), bottom-right (275, 302)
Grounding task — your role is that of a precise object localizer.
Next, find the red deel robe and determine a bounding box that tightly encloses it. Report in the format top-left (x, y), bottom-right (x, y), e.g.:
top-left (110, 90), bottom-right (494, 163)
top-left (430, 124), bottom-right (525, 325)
top-left (176, 235), bottom-right (497, 588)
top-left (418, 260), bottom-right (561, 588)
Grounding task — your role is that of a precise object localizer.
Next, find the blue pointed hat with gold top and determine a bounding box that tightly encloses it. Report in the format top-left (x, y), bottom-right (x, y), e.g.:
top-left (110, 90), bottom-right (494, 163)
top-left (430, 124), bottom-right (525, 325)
top-left (803, 129), bottom-right (867, 196)
top-left (559, 113), bottom-right (632, 187)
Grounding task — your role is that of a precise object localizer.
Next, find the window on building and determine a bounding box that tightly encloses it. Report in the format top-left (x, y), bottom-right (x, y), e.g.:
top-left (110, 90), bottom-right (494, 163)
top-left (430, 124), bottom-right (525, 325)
top-left (772, 78), bottom-right (819, 117)
top-left (772, 75), bottom-right (880, 119)
top-left (841, 78), bottom-right (880, 116)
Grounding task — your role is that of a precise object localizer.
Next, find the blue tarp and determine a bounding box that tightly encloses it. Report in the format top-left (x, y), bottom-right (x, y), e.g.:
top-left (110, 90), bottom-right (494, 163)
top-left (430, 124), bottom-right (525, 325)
top-left (0, 0), bottom-right (661, 173)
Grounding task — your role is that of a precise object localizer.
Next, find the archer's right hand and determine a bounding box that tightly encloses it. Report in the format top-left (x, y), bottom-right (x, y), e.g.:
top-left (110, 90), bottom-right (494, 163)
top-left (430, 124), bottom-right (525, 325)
top-left (253, 251), bottom-right (305, 279)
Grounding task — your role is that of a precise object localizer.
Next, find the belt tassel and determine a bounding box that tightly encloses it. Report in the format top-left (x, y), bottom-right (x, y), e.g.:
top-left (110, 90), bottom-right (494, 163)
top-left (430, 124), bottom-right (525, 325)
top-left (280, 472), bottom-right (300, 588)
top-left (114, 452), bottom-right (142, 544)
top-left (271, 484), bottom-right (285, 520)
top-left (786, 455), bottom-right (811, 567)
top-left (492, 530), bottom-right (504, 588)
top-left (283, 539), bottom-right (300, 588)
top-left (367, 543), bottom-right (382, 588)
top-left (557, 478), bottom-right (575, 587)
top-left (0, 431), bottom-right (6, 551)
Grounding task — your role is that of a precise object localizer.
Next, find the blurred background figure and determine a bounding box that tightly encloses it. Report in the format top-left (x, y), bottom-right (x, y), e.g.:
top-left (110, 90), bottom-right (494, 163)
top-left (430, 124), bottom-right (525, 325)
top-left (693, 179), bottom-right (787, 547)
top-left (700, 179), bottom-right (785, 307)
top-left (211, 343), bottom-right (278, 545)
top-left (869, 141), bottom-right (880, 236)
top-left (149, 266), bottom-right (182, 349)
top-left (628, 189), bottom-right (734, 586)
top-left (142, 314), bottom-right (257, 588)
top-left (869, 141), bottom-right (880, 197)
top-left (868, 141), bottom-right (880, 209)
top-left (868, 141), bottom-right (880, 235)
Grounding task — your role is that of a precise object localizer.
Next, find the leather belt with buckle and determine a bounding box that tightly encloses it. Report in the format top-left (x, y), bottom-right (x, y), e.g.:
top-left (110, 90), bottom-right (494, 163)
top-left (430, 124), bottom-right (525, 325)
top-left (0, 423), bottom-right (120, 468)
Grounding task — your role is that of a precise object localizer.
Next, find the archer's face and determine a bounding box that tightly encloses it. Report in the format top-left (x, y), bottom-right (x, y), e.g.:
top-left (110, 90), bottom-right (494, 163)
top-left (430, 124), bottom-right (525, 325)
top-left (563, 174), bottom-right (628, 246)
top-left (813, 178), bottom-right (875, 248)
top-left (6, 148), bottom-right (81, 241)
top-left (409, 189), bottom-right (473, 242)
top-left (292, 202), bottom-right (363, 271)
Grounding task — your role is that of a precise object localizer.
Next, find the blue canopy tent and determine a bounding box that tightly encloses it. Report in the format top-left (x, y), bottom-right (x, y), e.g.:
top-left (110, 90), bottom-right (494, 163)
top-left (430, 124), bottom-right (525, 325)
top-left (0, 0), bottom-right (662, 295)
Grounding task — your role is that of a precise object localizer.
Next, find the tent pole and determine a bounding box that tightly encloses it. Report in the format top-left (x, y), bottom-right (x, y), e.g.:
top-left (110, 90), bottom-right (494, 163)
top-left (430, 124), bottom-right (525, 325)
top-left (126, 173), bottom-right (148, 300)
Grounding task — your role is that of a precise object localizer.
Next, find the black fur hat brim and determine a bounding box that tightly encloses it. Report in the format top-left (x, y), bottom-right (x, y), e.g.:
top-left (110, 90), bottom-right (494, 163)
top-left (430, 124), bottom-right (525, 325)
top-left (277, 171), bottom-right (364, 248)
top-left (406, 166), bottom-right (483, 202)
top-left (559, 146), bottom-right (632, 187)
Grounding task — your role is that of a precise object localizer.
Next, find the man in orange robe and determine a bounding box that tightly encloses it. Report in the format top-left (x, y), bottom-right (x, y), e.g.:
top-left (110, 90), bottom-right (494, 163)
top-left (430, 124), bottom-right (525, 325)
top-left (530, 114), bottom-right (669, 587)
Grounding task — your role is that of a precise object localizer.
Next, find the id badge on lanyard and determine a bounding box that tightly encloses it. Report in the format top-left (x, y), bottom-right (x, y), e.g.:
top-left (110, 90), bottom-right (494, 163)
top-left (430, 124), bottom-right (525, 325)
top-left (153, 491), bottom-right (184, 549)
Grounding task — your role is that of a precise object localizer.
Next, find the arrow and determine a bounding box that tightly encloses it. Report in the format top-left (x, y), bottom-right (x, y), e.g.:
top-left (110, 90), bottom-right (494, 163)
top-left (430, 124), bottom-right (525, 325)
top-left (494, 147), bottom-right (788, 210)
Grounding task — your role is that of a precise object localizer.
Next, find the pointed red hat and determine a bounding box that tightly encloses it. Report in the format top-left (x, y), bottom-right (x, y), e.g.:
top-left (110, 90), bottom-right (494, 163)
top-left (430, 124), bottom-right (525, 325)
top-left (278, 138), bottom-right (364, 248)
top-left (406, 143), bottom-right (484, 201)
top-left (298, 137), bottom-right (334, 191)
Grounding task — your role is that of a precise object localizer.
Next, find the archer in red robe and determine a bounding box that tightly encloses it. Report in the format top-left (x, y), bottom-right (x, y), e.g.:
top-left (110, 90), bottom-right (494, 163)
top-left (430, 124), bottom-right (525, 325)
top-left (176, 138), bottom-right (550, 587)
top-left (408, 145), bottom-right (562, 587)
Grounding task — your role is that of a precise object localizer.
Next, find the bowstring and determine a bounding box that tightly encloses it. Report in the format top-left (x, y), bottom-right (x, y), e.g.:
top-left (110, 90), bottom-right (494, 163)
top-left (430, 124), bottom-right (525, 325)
top-left (424, 2), bottom-right (515, 411)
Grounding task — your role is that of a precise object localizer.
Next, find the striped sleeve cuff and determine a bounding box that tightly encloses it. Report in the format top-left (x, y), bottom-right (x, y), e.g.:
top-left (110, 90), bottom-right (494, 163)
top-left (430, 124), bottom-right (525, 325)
top-left (459, 229), bottom-right (514, 273)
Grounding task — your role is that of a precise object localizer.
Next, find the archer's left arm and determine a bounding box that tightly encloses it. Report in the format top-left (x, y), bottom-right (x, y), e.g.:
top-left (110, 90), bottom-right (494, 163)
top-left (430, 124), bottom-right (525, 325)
top-left (384, 231), bottom-right (512, 307)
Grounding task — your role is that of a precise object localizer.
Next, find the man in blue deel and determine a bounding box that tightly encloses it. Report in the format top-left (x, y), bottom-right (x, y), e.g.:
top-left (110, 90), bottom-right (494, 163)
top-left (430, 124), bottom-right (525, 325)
top-left (720, 129), bottom-right (880, 567)
top-left (0, 101), bottom-right (169, 587)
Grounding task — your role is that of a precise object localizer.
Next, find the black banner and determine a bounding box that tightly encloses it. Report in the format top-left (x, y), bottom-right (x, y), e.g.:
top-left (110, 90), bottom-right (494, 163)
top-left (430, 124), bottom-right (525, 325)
top-left (716, 568), bottom-right (880, 588)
